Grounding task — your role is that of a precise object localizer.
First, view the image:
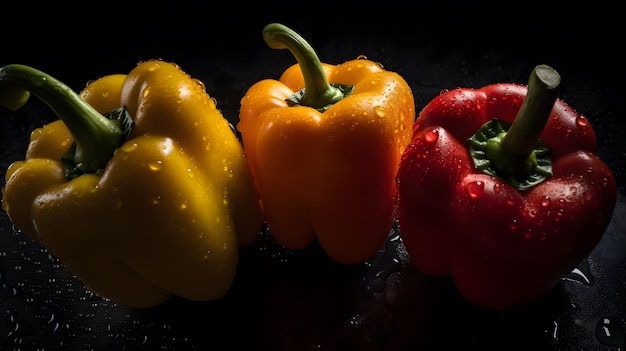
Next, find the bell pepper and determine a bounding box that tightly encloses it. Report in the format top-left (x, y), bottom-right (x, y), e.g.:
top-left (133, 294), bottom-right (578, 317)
top-left (0, 61), bottom-right (262, 308)
top-left (237, 23), bottom-right (415, 264)
top-left (396, 64), bottom-right (617, 309)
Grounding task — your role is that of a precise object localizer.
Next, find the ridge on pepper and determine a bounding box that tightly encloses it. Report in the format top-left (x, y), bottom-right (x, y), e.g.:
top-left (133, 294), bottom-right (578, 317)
top-left (237, 23), bottom-right (416, 264)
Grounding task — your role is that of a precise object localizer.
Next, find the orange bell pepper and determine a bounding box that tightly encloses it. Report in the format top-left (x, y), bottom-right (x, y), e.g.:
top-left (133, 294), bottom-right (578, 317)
top-left (237, 23), bottom-right (415, 264)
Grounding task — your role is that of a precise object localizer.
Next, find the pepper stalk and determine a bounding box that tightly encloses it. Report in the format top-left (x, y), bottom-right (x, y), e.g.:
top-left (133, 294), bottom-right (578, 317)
top-left (263, 23), bottom-right (353, 112)
top-left (468, 64), bottom-right (558, 190)
top-left (0, 64), bottom-right (133, 178)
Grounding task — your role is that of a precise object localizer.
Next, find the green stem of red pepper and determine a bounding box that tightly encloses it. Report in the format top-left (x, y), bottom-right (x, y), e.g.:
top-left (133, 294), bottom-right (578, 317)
top-left (500, 65), bottom-right (560, 159)
top-left (263, 23), bottom-right (352, 112)
top-left (0, 64), bottom-right (132, 178)
top-left (469, 64), bottom-right (558, 190)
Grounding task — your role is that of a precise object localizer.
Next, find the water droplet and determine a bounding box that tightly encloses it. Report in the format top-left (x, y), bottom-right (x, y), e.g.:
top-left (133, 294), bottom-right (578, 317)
top-left (563, 258), bottom-right (594, 286)
top-left (567, 268), bottom-right (592, 285)
top-left (595, 316), bottom-right (625, 348)
top-left (493, 183), bottom-right (502, 193)
top-left (148, 160), bottom-right (162, 171)
top-left (466, 181), bottom-right (484, 199)
top-left (193, 78), bottom-right (206, 92)
top-left (424, 128), bottom-right (439, 143)
top-left (373, 105), bottom-right (386, 117)
top-left (551, 320), bottom-right (560, 341)
top-left (30, 75), bottom-right (47, 87)
top-left (575, 116), bottom-right (589, 127)
top-left (121, 143), bottom-right (138, 153)
top-left (541, 196), bottom-right (551, 207)
top-left (142, 86), bottom-right (151, 98)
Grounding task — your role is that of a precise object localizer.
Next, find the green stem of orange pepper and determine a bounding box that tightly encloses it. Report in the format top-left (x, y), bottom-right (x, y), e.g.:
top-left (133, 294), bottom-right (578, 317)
top-left (0, 64), bottom-right (130, 177)
top-left (262, 23), bottom-right (348, 111)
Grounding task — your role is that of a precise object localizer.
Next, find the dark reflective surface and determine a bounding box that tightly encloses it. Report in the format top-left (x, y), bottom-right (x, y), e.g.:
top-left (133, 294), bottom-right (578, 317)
top-left (1, 4), bottom-right (624, 350)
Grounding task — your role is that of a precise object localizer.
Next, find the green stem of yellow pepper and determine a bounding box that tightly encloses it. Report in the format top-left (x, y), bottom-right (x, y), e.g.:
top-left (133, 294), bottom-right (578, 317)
top-left (0, 64), bottom-right (127, 176)
top-left (263, 23), bottom-right (349, 111)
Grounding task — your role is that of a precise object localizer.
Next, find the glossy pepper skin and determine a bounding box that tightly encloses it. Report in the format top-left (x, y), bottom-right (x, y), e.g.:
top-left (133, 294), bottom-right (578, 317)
top-left (237, 23), bottom-right (415, 264)
top-left (396, 65), bottom-right (617, 310)
top-left (0, 61), bottom-right (262, 308)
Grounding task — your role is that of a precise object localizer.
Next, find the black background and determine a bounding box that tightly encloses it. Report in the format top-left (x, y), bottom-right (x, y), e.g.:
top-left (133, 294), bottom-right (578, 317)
top-left (0, 3), bottom-right (624, 350)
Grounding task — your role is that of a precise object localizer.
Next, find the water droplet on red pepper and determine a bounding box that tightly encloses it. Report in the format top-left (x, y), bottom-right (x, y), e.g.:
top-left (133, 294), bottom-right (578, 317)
top-left (575, 115), bottom-right (589, 127)
top-left (493, 183), bottom-right (502, 193)
top-left (424, 128), bottom-right (439, 143)
top-left (466, 181), bottom-right (484, 199)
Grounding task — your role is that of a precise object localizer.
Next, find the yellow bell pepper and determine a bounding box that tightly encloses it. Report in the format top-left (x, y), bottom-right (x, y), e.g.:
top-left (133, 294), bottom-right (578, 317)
top-left (0, 61), bottom-right (262, 308)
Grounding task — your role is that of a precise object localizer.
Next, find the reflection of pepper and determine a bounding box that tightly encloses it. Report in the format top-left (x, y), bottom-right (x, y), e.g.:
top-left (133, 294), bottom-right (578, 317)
top-left (0, 61), bottom-right (262, 308)
top-left (396, 65), bottom-right (617, 309)
top-left (237, 23), bottom-right (415, 264)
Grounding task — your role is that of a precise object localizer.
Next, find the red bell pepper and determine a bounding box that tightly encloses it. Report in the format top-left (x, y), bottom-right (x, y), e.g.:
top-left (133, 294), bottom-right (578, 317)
top-left (396, 64), bottom-right (617, 310)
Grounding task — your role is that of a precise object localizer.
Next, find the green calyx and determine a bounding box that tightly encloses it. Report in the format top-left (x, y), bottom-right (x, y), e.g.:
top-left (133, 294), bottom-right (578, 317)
top-left (62, 107), bottom-right (134, 179)
top-left (469, 119), bottom-right (552, 190)
top-left (263, 23), bottom-right (353, 112)
top-left (0, 64), bottom-right (133, 179)
top-left (468, 64), bottom-right (560, 190)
